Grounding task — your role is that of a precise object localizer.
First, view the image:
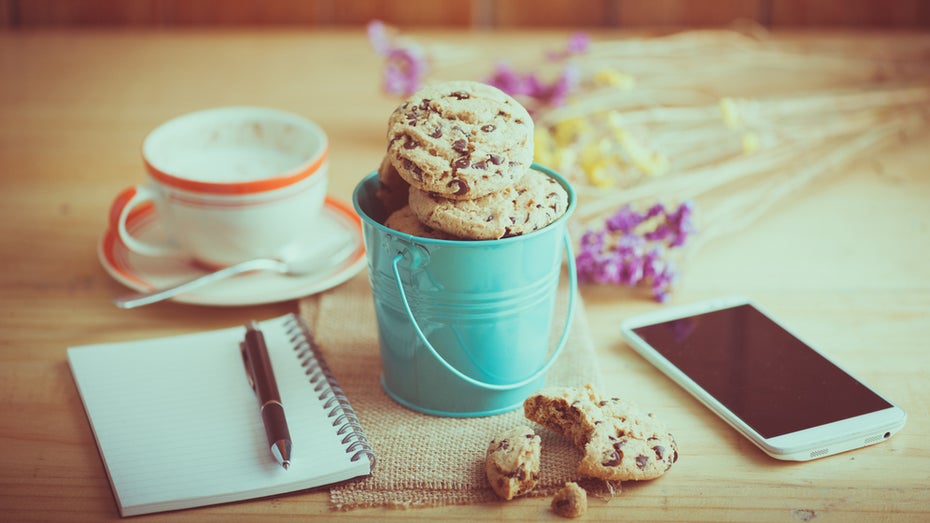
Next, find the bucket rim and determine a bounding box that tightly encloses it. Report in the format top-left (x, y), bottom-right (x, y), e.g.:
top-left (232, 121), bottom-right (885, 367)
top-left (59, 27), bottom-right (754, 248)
top-left (352, 163), bottom-right (577, 245)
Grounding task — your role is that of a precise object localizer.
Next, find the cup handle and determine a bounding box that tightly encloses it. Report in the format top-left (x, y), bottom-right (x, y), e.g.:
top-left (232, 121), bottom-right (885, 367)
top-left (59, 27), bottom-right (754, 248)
top-left (390, 232), bottom-right (577, 392)
top-left (108, 186), bottom-right (183, 257)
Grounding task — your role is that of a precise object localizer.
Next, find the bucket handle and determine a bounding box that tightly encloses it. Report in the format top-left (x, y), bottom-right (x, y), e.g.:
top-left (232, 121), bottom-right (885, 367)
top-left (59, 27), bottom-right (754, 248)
top-left (390, 233), bottom-right (577, 392)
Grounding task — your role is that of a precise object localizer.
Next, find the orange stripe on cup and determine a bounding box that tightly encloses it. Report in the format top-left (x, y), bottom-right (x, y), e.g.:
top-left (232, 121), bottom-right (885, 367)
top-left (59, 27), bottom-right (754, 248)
top-left (144, 146), bottom-right (328, 196)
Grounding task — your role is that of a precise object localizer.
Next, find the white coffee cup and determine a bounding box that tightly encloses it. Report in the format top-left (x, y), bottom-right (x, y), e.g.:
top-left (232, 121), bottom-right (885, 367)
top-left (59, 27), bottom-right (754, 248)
top-left (109, 106), bottom-right (329, 267)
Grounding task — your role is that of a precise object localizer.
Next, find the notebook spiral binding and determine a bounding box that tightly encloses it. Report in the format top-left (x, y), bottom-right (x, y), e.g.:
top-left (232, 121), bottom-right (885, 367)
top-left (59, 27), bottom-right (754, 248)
top-left (285, 315), bottom-right (376, 471)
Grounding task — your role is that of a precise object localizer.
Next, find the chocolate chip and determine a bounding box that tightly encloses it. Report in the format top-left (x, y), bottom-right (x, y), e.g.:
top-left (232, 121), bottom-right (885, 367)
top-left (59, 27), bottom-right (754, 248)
top-left (419, 98), bottom-right (431, 110)
top-left (636, 455), bottom-right (650, 469)
top-left (602, 448), bottom-right (622, 467)
top-left (447, 179), bottom-right (469, 195)
top-left (489, 154), bottom-right (503, 165)
top-left (403, 137), bottom-right (418, 149)
top-left (653, 445), bottom-right (666, 460)
top-left (452, 139), bottom-right (468, 153)
top-left (430, 128), bottom-right (443, 138)
top-left (481, 124), bottom-right (496, 132)
top-left (497, 439), bottom-right (509, 451)
top-left (450, 91), bottom-right (470, 100)
top-left (510, 464), bottom-right (526, 480)
top-left (453, 157), bottom-right (470, 169)
top-left (403, 159), bottom-right (424, 180)
top-left (472, 161), bottom-right (488, 170)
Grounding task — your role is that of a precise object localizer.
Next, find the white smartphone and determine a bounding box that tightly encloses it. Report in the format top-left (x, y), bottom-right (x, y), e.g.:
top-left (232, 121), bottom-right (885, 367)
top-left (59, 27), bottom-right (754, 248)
top-left (620, 296), bottom-right (906, 461)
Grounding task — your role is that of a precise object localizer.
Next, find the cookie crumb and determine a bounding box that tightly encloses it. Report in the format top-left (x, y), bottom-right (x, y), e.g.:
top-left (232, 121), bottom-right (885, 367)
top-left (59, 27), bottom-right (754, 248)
top-left (551, 482), bottom-right (587, 518)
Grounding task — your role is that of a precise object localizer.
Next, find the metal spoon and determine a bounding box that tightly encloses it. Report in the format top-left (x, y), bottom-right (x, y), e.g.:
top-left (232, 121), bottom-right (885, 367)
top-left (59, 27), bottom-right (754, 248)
top-left (113, 242), bottom-right (355, 309)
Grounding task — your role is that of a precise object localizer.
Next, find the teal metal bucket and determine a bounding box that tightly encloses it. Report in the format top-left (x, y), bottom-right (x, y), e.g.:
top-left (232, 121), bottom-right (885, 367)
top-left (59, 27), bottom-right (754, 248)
top-left (352, 164), bottom-right (577, 417)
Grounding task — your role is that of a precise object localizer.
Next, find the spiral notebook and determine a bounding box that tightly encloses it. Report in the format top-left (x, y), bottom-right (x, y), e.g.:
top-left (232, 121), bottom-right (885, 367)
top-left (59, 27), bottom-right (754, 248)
top-left (67, 314), bottom-right (374, 517)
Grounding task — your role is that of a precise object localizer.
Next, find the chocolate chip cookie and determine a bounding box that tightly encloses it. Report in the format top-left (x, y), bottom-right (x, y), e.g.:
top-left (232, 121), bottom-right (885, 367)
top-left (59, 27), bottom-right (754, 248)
top-left (524, 385), bottom-right (679, 482)
top-left (384, 206), bottom-right (461, 240)
top-left (387, 80), bottom-right (534, 200)
top-left (578, 397), bottom-right (679, 481)
top-left (485, 425), bottom-right (541, 500)
top-left (408, 168), bottom-right (568, 240)
top-left (375, 154), bottom-right (410, 215)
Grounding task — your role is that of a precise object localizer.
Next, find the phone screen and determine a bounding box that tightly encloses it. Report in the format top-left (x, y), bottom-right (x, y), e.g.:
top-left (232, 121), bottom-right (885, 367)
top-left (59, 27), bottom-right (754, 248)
top-left (630, 304), bottom-right (893, 439)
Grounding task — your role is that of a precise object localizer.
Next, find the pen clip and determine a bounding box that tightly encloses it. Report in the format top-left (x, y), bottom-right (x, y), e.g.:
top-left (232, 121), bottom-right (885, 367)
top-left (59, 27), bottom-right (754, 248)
top-left (239, 341), bottom-right (256, 392)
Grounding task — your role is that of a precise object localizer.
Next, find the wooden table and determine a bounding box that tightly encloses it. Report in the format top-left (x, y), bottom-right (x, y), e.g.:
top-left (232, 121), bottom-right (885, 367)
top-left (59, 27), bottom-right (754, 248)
top-left (1, 28), bottom-right (928, 522)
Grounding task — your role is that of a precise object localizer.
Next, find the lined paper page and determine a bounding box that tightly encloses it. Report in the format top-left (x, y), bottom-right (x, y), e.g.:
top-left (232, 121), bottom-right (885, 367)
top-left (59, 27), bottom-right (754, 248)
top-left (67, 315), bottom-right (371, 516)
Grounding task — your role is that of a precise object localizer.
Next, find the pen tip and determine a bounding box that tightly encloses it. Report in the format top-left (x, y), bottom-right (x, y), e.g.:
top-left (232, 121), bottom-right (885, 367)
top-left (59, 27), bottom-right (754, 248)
top-left (282, 461), bottom-right (290, 471)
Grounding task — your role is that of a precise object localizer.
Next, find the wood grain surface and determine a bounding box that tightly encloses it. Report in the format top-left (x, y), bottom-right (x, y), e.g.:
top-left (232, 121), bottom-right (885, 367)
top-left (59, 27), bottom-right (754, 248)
top-left (0, 28), bottom-right (928, 522)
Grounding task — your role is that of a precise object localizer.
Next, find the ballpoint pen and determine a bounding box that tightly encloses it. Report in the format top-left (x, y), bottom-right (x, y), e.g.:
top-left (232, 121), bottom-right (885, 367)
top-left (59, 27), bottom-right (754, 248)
top-left (241, 321), bottom-right (292, 470)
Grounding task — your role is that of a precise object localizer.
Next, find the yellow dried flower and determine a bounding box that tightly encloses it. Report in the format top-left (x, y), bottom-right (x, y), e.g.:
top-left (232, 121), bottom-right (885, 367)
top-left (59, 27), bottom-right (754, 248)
top-left (552, 117), bottom-right (591, 147)
top-left (607, 114), bottom-right (669, 176)
top-left (533, 128), bottom-right (556, 165)
top-left (593, 69), bottom-right (635, 91)
top-left (586, 166), bottom-right (614, 187)
top-left (720, 97), bottom-right (742, 129)
top-left (741, 132), bottom-right (761, 154)
top-left (579, 138), bottom-right (615, 187)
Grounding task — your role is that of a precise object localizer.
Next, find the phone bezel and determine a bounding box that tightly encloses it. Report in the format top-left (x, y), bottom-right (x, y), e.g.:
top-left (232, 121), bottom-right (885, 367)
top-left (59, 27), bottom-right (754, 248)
top-left (620, 296), bottom-right (907, 461)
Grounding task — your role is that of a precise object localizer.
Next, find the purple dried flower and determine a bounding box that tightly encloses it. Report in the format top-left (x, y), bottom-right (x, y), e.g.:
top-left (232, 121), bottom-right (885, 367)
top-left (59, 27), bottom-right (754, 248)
top-left (383, 46), bottom-right (428, 96)
top-left (543, 63), bottom-right (580, 107)
top-left (367, 20), bottom-right (430, 96)
top-left (650, 262), bottom-right (678, 303)
top-left (367, 20), bottom-right (391, 56)
top-left (575, 201), bottom-right (697, 302)
top-left (667, 199), bottom-right (696, 248)
top-left (645, 202), bottom-right (665, 219)
top-left (644, 224), bottom-right (670, 242)
top-left (568, 32), bottom-right (591, 54)
top-left (605, 204), bottom-right (643, 233)
top-left (485, 62), bottom-right (579, 109)
top-left (546, 31), bottom-right (591, 61)
top-left (486, 62), bottom-right (534, 97)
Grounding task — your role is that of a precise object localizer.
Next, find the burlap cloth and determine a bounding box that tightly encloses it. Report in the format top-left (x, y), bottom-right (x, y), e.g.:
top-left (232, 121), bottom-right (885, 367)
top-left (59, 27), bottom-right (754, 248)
top-left (298, 270), bottom-right (605, 510)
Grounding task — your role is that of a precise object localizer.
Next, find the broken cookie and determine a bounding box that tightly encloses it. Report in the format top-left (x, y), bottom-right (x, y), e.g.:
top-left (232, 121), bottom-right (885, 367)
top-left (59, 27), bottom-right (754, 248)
top-left (524, 384), bottom-right (678, 481)
top-left (485, 425), bottom-right (541, 500)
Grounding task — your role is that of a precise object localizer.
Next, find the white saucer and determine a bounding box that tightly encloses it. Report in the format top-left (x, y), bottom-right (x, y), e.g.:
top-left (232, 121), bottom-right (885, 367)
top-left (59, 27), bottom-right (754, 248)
top-left (99, 196), bottom-right (367, 306)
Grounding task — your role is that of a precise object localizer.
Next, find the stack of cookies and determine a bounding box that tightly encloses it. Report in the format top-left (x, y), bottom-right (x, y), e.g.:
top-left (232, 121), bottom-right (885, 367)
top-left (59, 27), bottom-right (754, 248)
top-left (377, 80), bottom-right (569, 240)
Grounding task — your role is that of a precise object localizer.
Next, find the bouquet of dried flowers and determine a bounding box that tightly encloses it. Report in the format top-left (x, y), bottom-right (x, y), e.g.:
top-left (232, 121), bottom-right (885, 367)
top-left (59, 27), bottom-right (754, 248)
top-left (368, 21), bottom-right (930, 301)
